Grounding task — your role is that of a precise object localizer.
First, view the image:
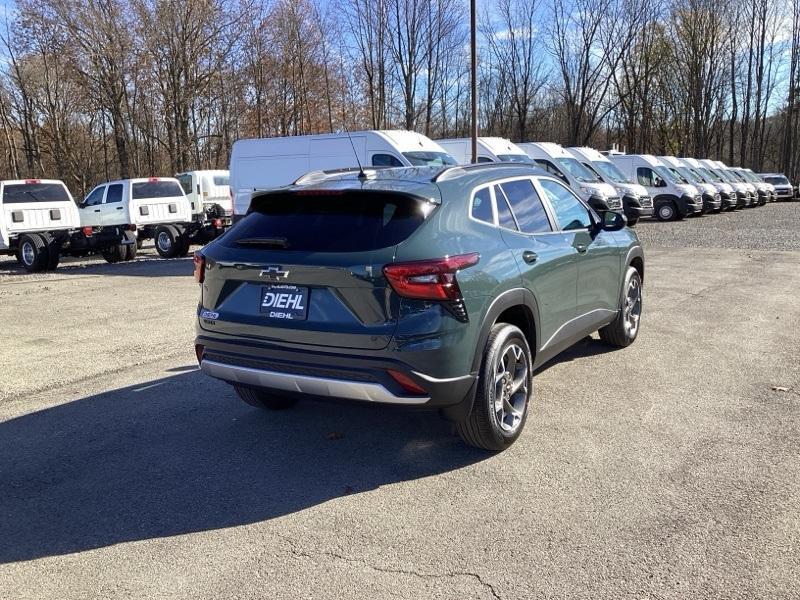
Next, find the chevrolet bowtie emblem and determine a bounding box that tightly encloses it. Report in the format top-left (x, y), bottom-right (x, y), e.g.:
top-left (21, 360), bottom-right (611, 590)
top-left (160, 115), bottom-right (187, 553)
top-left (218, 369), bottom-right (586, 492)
top-left (259, 266), bottom-right (290, 279)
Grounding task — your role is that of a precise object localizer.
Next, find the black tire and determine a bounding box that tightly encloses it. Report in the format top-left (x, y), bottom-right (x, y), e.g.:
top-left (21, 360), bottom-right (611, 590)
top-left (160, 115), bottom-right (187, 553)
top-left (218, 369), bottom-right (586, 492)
top-left (456, 323), bottom-right (532, 452)
top-left (38, 232), bottom-right (61, 270)
top-left (173, 224), bottom-right (191, 257)
top-left (136, 237), bottom-right (144, 250)
top-left (17, 233), bottom-right (49, 272)
top-left (234, 385), bottom-right (298, 410)
top-left (655, 201), bottom-right (677, 222)
top-left (101, 244), bottom-right (124, 263)
top-left (599, 266), bottom-right (643, 348)
top-left (154, 225), bottom-right (179, 258)
top-left (121, 231), bottom-right (137, 261)
top-left (627, 215), bottom-right (639, 227)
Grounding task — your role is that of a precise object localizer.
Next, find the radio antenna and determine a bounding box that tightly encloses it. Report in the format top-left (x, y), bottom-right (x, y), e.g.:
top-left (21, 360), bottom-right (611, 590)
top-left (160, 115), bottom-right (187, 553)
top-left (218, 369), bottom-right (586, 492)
top-left (342, 126), bottom-right (367, 181)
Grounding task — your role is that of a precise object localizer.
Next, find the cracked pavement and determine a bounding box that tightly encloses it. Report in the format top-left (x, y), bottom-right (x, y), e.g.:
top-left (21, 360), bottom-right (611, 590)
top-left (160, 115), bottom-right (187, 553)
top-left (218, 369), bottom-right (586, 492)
top-left (1, 209), bottom-right (799, 599)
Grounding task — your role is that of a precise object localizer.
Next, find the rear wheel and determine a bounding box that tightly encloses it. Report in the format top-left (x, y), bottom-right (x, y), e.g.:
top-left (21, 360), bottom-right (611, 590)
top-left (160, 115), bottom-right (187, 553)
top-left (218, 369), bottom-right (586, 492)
top-left (234, 385), bottom-right (298, 410)
top-left (456, 323), bottom-right (532, 452)
top-left (101, 244), bottom-right (124, 263)
top-left (17, 233), bottom-right (49, 272)
top-left (154, 225), bottom-right (179, 258)
top-left (173, 225), bottom-right (191, 257)
top-left (599, 267), bottom-right (642, 348)
top-left (122, 231), bottom-right (137, 261)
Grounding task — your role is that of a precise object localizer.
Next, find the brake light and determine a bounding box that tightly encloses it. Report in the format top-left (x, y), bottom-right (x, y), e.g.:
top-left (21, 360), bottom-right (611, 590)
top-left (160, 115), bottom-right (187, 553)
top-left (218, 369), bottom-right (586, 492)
top-left (193, 252), bottom-right (205, 283)
top-left (387, 370), bottom-right (427, 395)
top-left (82, 226), bottom-right (93, 236)
top-left (383, 253), bottom-right (480, 301)
top-left (212, 218), bottom-right (222, 228)
top-left (25, 179), bottom-right (41, 184)
top-left (148, 177), bottom-right (159, 182)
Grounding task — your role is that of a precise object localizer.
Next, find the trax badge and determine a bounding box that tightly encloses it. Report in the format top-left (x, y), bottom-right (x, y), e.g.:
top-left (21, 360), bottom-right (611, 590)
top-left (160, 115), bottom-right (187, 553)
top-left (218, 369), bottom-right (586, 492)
top-left (259, 265), bottom-right (289, 280)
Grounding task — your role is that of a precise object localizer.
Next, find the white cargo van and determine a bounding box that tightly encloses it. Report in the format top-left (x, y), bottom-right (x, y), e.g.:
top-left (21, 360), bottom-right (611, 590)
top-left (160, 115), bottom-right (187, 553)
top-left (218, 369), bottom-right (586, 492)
top-left (566, 146), bottom-right (653, 225)
top-left (659, 156), bottom-right (721, 213)
top-left (713, 161), bottom-right (758, 207)
top-left (0, 178), bottom-right (135, 271)
top-left (229, 130), bottom-right (457, 217)
top-left (80, 177), bottom-right (195, 257)
top-left (680, 158), bottom-right (737, 210)
top-left (516, 142), bottom-right (622, 212)
top-left (436, 137), bottom-right (532, 164)
top-left (608, 154), bottom-right (703, 221)
top-left (698, 159), bottom-right (751, 207)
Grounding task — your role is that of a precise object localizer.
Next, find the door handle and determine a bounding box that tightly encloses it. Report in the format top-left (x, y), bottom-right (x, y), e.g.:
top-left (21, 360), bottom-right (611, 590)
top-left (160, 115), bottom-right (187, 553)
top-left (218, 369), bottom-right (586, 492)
top-left (576, 244), bottom-right (587, 254)
top-left (93, 209), bottom-right (101, 213)
top-left (116, 206), bottom-right (123, 210)
top-left (522, 250), bottom-right (538, 264)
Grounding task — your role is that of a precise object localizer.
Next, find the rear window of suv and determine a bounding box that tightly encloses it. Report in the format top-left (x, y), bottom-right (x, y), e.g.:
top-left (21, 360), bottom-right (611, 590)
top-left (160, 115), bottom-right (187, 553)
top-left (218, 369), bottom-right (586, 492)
top-left (226, 190), bottom-right (431, 252)
top-left (132, 181), bottom-right (183, 199)
top-left (2, 183), bottom-right (70, 204)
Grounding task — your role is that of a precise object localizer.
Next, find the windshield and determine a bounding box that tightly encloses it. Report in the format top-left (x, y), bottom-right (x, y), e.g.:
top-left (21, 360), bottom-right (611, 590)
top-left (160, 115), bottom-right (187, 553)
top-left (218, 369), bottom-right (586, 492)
top-left (700, 168), bottom-right (722, 183)
top-left (730, 170), bottom-right (748, 183)
top-left (765, 175), bottom-right (790, 185)
top-left (677, 167), bottom-right (701, 184)
top-left (402, 151), bottom-right (457, 166)
top-left (743, 171), bottom-right (759, 183)
top-left (556, 157), bottom-right (600, 183)
top-left (592, 161), bottom-right (632, 184)
top-left (496, 154), bottom-right (533, 164)
top-left (665, 167), bottom-right (689, 184)
top-left (688, 168), bottom-right (709, 183)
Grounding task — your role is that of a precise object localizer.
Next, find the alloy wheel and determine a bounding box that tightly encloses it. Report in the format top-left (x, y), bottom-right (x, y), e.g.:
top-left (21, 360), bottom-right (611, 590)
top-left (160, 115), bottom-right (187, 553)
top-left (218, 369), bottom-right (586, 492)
top-left (493, 343), bottom-right (529, 433)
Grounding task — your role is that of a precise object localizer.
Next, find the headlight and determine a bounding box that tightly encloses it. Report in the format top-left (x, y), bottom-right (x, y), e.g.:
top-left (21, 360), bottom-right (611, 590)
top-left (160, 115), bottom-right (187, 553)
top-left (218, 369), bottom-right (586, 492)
top-left (579, 187), bottom-right (595, 197)
top-left (615, 186), bottom-right (627, 195)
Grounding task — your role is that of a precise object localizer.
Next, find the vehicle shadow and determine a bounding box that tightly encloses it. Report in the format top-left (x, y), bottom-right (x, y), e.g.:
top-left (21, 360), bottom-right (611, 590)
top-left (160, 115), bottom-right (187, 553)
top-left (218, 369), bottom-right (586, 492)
top-left (535, 335), bottom-right (617, 374)
top-left (0, 371), bottom-right (484, 564)
top-left (0, 254), bottom-right (194, 278)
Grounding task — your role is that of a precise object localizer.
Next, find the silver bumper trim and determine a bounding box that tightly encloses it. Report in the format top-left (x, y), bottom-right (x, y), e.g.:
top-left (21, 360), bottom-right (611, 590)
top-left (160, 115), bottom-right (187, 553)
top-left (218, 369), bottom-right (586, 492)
top-left (200, 359), bottom-right (430, 405)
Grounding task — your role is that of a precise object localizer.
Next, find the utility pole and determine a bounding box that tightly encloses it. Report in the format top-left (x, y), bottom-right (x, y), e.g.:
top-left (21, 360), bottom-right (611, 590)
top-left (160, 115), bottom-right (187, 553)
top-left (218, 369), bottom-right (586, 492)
top-left (470, 0), bottom-right (478, 163)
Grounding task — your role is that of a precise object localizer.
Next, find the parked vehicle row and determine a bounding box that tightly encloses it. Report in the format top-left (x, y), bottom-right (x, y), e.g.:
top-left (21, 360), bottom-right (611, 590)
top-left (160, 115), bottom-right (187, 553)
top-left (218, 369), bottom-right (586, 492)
top-left (0, 171), bottom-right (232, 272)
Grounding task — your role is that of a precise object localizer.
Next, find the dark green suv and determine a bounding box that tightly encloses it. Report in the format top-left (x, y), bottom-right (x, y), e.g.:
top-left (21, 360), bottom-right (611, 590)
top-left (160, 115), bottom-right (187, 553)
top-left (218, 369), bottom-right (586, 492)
top-left (194, 164), bottom-right (644, 451)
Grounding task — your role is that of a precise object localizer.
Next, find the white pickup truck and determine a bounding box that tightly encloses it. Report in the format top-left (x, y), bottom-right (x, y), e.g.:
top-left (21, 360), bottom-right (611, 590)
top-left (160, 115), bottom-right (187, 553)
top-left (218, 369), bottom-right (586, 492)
top-left (175, 170), bottom-right (232, 242)
top-left (0, 178), bottom-right (136, 272)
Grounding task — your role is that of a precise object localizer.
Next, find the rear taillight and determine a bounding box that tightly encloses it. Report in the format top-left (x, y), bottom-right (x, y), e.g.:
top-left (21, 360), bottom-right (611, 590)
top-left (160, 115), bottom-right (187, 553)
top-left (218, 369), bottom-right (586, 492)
top-left (82, 226), bottom-right (93, 236)
top-left (193, 252), bottom-right (205, 283)
top-left (230, 188), bottom-right (235, 216)
top-left (212, 218), bottom-right (222, 228)
top-left (383, 253), bottom-right (480, 301)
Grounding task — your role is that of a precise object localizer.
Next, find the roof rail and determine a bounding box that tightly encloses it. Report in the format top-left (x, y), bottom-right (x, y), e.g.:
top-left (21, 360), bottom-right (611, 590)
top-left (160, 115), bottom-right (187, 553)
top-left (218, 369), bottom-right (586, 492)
top-left (293, 166), bottom-right (391, 186)
top-left (432, 162), bottom-right (532, 182)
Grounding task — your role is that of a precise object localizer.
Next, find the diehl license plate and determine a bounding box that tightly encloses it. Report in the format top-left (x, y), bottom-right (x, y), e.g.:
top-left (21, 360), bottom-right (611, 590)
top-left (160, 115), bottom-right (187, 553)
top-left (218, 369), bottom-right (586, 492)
top-left (260, 285), bottom-right (309, 320)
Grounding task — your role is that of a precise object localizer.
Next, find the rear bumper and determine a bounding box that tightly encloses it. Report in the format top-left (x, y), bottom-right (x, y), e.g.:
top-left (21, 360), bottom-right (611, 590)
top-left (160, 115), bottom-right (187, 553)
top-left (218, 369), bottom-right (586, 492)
top-left (196, 335), bottom-right (477, 408)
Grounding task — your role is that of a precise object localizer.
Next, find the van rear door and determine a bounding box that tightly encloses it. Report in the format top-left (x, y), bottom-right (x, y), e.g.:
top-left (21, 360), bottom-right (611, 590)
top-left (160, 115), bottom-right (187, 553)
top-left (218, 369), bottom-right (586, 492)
top-left (198, 189), bottom-right (436, 350)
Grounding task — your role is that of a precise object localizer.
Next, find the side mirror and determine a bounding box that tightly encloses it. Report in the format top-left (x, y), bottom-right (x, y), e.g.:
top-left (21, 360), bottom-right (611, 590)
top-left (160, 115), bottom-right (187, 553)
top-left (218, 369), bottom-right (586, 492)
top-left (601, 210), bottom-right (627, 231)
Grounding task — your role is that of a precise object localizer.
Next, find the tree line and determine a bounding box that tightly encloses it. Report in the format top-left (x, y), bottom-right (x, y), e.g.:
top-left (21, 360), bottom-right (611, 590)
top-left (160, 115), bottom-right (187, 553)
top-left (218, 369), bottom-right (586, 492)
top-left (1, 0), bottom-right (797, 197)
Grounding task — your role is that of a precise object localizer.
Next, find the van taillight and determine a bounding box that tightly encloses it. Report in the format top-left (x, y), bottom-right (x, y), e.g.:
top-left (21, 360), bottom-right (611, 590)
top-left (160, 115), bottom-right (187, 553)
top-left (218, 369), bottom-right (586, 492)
top-left (193, 252), bottom-right (205, 283)
top-left (383, 253), bottom-right (479, 301)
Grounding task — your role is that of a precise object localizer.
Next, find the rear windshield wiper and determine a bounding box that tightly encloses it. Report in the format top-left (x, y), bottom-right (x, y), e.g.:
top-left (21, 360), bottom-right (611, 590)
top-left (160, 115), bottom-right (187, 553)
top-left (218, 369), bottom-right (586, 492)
top-left (234, 237), bottom-right (289, 249)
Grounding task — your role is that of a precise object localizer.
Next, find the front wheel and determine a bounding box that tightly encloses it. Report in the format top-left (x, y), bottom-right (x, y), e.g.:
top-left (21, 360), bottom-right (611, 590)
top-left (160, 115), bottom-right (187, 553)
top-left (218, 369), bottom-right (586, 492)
top-left (599, 266), bottom-right (642, 348)
top-left (655, 202), bottom-right (677, 222)
top-left (456, 323), bottom-right (532, 452)
top-left (234, 385), bottom-right (298, 410)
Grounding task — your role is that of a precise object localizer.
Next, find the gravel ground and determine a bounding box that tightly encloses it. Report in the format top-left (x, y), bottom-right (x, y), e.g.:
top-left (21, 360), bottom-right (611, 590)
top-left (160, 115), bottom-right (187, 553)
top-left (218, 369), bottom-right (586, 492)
top-left (634, 200), bottom-right (800, 250)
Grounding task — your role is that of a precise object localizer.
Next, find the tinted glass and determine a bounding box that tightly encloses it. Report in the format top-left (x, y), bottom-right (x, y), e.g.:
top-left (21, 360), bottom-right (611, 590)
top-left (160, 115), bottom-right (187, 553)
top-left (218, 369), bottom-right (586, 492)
top-left (213, 175), bottom-right (230, 186)
top-left (471, 188), bottom-right (494, 224)
top-left (402, 151), bottom-right (457, 166)
top-left (765, 175), bottom-right (790, 185)
top-left (593, 161), bottom-right (630, 184)
top-left (556, 157), bottom-right (600, 183)
top-left (499, 179), bottom-right (551, 234)
top-left (132, 181), bottom-right (183, 199)
top-left (496, 154), bottom-right (533, 163)
top-left (637, 167), bottom-right (663, 187)
top-left (177, 174), bottom-right (192, 195)
top-left (372, 153), bottom-right (403, 167)
top-left (493, 185), bottom-right (518, 230)
top-left (224, 191), bottom-right (430, 252)
top-left (2, 182), bottom-right (71, 204)
top-left (83, 186), bottom-right (105, 206)
top-left (539, 179), bottom-right (592, 231)
top-left (105, 184), bottom-right (123, 203)
top-left (477, 156), bottom-right (494, 163)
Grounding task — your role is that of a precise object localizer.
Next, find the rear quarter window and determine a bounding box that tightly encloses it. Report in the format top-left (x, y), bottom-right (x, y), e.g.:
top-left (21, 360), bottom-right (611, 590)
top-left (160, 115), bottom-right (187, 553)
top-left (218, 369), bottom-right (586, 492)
top-left (225, 190), bottom-right (432, 252)
top-left (2, 183), bottom-right (71, 204)
top-left (132, 181), bottom-right (184, 199)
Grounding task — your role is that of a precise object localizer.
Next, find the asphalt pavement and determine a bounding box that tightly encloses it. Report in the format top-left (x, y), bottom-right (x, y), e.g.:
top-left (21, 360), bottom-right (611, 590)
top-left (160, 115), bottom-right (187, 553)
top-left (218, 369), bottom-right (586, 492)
top-left (1, 204), bottom-right (798, 599)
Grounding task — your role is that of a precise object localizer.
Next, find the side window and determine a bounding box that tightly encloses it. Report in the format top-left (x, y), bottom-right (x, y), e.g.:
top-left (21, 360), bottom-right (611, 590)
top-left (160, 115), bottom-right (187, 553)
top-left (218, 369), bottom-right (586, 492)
top-left (539, 179), bottom-right (593, 231)
top-left (477, 156), bottom-right (494, 163)
top-left (371, 153), bottom-right (404, 167)
top-left (637, 167), bottom-right (664, 187)
top-left (177, 174), bottom-right (193, 195)
top-left (83, 186), bottom-right (105, 206)
top-left (471, 187), bottom-right (494, 224)
top-left (535, 159), bottom-right (567, 184)
top-left (493, 185), bottom-right (519, 230)
top-left (498, 179), bottom-right (552, 234)
top-left (105, 184), bottom-right (123, 203)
